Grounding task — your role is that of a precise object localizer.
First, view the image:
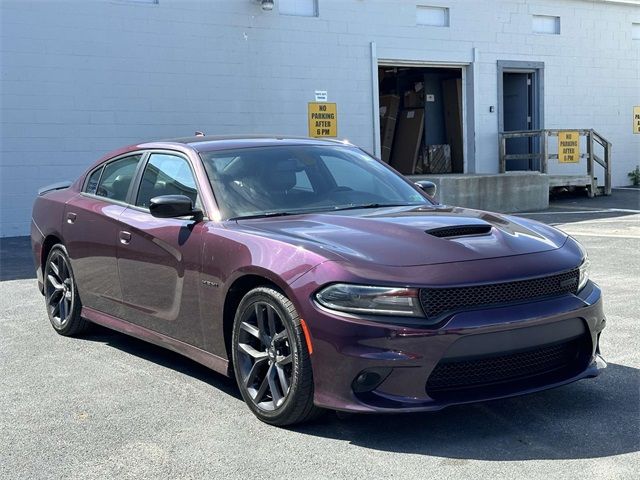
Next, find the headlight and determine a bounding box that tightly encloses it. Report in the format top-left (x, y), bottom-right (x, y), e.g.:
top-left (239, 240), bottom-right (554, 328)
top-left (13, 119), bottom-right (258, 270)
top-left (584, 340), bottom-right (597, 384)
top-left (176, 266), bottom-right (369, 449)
top-left (575, 239), bottom-right (590, 291)
top-left (315, 284), bottom-right (424, 317)
top-left (578, 256), bottom-right (591, 291)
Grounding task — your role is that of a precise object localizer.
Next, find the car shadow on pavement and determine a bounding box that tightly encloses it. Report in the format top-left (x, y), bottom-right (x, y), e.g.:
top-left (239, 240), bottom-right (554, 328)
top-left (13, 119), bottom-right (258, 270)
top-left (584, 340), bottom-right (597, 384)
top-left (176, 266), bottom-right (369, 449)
top-left (77, 322), bottom-right (640, 461)
top-left (293, 362), bottom-right (639, 461)
top-left (79, 324), bottom-right (242, 400)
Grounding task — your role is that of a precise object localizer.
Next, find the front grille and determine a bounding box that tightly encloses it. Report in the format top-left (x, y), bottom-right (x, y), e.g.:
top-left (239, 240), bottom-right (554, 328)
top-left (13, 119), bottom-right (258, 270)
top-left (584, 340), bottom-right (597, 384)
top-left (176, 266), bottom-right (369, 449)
top-left (426, 225), bottom-right (492, 238)
top-left (426, 337), bottom-right (587, 394)
top-left (419, 269), bottom-right (579, 320)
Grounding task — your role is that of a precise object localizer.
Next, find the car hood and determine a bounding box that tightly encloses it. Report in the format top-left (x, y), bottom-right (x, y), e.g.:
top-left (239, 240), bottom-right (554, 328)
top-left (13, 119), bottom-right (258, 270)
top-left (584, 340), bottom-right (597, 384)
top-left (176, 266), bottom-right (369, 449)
top-left (234, 205), bottom-right (568, 267)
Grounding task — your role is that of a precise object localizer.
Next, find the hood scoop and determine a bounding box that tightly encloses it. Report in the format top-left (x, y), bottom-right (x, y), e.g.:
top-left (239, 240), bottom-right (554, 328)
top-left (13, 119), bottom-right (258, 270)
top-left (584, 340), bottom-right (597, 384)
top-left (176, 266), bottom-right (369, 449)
top-left (426, 224), bottom-right (492, 238)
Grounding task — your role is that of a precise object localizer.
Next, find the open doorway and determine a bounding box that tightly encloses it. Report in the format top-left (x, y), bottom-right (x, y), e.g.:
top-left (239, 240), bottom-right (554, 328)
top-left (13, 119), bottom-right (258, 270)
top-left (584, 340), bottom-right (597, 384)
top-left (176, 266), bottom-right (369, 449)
top-left (498, 61), bottom-right (544, 171)
top-left (378, 65), bottom-right (464, 175)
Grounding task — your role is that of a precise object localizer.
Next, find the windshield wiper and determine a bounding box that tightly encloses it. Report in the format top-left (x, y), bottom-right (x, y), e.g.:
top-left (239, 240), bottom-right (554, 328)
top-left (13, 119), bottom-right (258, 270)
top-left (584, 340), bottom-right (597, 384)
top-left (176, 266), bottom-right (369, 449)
top-left (229, 204), bottom-right (417, 220)
top-left (228, 211), bottom-right (295, 221)
top-left (331, 203), bottom-right (413, 212)
top-left (230, 205), bottom-right (353, 220)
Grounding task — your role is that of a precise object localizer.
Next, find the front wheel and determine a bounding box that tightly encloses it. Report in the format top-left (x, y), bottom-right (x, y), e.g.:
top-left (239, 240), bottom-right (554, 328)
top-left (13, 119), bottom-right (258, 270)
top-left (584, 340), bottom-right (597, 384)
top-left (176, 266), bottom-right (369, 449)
top-left (231, 286), bottom-right (321, 426)
top-left (43, 244), bottom-right (88, 336)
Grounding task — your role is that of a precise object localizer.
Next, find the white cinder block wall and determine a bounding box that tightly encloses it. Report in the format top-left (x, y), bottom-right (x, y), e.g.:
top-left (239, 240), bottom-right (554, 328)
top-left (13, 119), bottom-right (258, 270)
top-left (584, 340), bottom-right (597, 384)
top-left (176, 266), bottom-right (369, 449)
top-left (1, 0), bottom-right (639, 236)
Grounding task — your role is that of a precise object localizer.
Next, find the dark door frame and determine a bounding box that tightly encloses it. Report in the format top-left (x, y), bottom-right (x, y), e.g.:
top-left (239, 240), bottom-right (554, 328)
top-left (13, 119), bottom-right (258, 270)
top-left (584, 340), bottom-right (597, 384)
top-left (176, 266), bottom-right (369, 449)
top-left (497, 60), bottom-right (544, 134)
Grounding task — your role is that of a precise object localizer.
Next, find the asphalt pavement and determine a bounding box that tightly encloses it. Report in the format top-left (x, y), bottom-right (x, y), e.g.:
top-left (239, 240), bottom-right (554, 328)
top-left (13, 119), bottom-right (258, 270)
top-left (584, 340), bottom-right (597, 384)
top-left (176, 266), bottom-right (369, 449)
top-left (1, 188), bottom-right (638, 479)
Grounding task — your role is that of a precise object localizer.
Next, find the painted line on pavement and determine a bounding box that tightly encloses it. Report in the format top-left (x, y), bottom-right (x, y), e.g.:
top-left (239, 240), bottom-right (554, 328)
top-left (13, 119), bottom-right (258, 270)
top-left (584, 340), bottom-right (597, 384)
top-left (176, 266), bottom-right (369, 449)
top-left (559, 232), bottom-right (640, 239)
top-left (521, 208), bottom-right (640, 215)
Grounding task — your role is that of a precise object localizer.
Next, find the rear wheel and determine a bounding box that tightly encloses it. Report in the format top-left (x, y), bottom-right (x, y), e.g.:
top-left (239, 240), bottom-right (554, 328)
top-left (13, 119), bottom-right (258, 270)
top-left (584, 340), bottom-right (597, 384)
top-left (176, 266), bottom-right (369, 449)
top-left (43, 245), bottom-right (88, 336)
top-left (232, 286), bottom-right (321, 426)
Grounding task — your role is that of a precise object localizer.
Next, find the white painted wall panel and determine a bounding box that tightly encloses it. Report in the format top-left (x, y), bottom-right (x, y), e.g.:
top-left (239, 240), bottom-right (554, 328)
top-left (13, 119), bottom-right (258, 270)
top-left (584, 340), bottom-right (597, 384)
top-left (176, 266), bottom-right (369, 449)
top-left (1, 0), bottom-right (639, 236)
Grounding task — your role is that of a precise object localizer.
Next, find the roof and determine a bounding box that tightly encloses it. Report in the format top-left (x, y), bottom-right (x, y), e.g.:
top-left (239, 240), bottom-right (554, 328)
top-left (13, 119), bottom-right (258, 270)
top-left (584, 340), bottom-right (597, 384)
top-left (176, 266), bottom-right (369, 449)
top-left (140, 135), bottom-right (350, 153)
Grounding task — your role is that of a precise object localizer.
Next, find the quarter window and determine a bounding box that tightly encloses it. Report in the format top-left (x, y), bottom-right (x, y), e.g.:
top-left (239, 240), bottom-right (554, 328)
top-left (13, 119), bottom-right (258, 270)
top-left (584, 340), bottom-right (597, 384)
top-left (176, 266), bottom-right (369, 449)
top-left (85, 166), bottom-right (103, 195)
top-left (136, 154), bottom-right (199, 208)
top-left (95, 155), bottom-right (142, 202)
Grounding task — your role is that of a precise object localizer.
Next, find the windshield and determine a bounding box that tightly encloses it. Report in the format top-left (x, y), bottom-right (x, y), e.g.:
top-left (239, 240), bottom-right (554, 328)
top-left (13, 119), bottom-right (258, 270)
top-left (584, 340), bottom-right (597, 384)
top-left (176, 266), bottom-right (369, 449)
top-left (200, 145), bottom-right (431, 220)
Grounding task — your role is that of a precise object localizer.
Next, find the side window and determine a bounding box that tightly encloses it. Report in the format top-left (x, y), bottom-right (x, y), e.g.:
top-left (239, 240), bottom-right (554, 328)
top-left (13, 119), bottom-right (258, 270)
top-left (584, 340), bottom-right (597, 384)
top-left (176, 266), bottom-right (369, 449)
top-left (95, 155), bottom-right (142, 202)
top-left (294, 170), bottom-right (313, 192)
top-left (85, 166), bottom-right (103, 195)
top-left (320, 155), bottom-right (398, 199)
top-left (136, 154), bottom-right (198, 208)
top-left (321, 155), bottom-right (374, 191)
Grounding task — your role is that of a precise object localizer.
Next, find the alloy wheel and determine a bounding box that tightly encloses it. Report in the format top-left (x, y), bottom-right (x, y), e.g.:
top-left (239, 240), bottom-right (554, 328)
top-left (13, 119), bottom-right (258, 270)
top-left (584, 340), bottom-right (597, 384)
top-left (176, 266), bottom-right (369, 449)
top-left (45, 251), bottom-right (74, 328)
top-left (236, 302), bottom-right (293, 411)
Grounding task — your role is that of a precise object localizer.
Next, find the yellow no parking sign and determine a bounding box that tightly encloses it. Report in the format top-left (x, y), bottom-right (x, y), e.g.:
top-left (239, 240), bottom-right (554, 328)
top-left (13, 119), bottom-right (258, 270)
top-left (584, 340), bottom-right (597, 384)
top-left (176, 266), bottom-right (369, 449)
top-left (308, 103), bottom-right (337, 138)
top-left (558, 131), bottom-right (580, 163)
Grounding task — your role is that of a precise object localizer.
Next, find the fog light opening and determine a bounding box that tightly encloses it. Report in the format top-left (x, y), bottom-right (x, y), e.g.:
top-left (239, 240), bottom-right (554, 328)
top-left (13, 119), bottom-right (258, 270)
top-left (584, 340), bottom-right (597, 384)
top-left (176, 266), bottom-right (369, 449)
top-left (351, 368), bottom-right (392, 393)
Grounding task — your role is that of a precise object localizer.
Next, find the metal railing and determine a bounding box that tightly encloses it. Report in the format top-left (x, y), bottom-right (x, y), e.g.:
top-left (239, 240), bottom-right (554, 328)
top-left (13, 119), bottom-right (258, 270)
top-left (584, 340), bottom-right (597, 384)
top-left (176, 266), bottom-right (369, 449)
top-left (499, 129), bottom-right (612, 196)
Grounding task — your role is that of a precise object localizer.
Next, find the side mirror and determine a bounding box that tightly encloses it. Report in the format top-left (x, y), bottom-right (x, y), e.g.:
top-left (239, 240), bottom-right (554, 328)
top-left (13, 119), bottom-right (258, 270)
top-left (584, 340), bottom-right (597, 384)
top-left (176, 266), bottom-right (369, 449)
top-left (415, 180), bottom-right (437, 198)
top-left (149, 195), bottom-right (202, 220)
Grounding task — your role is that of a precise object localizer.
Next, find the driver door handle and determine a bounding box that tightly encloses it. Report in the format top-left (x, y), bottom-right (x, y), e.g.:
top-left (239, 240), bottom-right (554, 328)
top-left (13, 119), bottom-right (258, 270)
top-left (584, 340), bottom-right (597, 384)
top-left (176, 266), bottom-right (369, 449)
top-left (119, 231), bottom-right (132, 245)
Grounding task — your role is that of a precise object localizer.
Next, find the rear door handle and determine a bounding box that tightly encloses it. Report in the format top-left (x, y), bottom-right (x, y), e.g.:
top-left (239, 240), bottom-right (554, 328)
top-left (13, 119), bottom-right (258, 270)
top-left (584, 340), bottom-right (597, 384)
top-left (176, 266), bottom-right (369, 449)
top-left (66, 212), bottom-right (77, 224)
top-left (119, 231), bottom-right (132, 245)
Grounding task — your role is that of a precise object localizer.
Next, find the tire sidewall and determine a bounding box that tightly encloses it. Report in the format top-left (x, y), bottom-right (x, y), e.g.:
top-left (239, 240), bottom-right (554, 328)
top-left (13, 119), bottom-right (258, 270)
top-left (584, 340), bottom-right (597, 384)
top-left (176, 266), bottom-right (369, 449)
top-left (232, 287), bottom-right (305, 423)
top-left (44, 244), bottom-right (81, 333)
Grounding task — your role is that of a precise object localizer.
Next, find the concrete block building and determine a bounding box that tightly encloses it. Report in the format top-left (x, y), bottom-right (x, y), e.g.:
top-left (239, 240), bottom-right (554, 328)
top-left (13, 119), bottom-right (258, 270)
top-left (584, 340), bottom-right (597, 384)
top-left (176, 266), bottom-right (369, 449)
top-left (1, 0), bottom-right (639, 236)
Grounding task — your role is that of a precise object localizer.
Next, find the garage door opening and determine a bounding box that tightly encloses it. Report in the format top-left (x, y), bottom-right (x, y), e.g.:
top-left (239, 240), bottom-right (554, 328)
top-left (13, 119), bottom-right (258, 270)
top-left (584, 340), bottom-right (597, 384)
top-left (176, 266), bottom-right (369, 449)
top-left (378, 65), bottom-right (464, 175)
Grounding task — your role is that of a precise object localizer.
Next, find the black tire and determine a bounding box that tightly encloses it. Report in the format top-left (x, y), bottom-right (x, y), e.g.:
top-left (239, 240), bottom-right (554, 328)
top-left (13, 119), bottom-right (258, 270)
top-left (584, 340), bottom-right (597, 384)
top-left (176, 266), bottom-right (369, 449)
top-left (43, 244), bottom-right (89, 336)
top-left (232, 286), bottom-right (322, 426)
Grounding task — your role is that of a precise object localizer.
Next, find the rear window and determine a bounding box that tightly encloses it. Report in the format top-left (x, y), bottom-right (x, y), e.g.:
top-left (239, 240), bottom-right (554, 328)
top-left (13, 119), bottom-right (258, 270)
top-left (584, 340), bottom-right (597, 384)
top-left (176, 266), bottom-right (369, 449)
top-left (94, 154), bottom-right (142, 202)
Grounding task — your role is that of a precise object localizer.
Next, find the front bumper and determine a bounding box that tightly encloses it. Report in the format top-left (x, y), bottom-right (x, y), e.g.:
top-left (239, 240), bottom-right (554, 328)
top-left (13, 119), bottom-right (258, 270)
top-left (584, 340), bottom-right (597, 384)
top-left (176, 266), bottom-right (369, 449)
top-left (296, 280), bottom-right (605, 413)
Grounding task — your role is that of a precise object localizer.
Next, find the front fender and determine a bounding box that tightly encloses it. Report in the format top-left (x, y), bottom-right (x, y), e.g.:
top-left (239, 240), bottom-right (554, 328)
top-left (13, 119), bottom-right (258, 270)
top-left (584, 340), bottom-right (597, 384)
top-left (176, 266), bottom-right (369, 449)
top-left (198, 224), bottom-right (329, 359)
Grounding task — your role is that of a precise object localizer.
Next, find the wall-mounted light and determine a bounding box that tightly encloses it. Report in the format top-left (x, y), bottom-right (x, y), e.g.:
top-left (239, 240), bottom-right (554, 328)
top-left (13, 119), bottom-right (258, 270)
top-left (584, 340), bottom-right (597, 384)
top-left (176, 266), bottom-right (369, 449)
top-left (254, 0), bottom-right (274, 11)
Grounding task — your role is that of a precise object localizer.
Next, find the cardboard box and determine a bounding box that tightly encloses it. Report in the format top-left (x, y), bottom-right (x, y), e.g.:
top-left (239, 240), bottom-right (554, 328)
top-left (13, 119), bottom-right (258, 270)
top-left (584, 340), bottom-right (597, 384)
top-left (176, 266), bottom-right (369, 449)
top-left (403, 90), bottom-right (424, 109)
top-left (390, 109), bottom-right (425, 175)
top-left (425, 144), bottom-right (452, 174)
top-left (379, 95), bottom-right (400, 163)
top-left (442, 78), bottom-right (463, 173)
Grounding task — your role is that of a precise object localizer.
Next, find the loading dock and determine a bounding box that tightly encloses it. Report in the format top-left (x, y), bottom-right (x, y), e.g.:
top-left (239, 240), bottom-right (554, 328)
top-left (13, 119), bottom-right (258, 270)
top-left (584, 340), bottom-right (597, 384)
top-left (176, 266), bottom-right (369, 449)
top-left (377, 64), bottom-right (466, 175)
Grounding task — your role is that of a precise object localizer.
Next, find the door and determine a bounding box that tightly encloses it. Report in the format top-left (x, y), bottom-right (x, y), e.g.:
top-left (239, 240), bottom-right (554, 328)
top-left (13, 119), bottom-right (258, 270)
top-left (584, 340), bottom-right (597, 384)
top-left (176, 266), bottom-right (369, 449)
top-left (63, 154), bottom-right (143, 316)
top-left (116, 152), bottom-right (206, 348)
top-left (503, 72), bottom-right (534, 170)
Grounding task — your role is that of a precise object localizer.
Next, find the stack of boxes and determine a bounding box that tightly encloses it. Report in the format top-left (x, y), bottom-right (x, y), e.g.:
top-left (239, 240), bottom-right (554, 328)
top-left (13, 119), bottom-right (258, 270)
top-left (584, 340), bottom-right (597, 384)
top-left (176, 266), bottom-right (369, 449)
top-left (379, 95), bottom-right (400, 164)
top-left (379, 78), bottom-right (462, 175)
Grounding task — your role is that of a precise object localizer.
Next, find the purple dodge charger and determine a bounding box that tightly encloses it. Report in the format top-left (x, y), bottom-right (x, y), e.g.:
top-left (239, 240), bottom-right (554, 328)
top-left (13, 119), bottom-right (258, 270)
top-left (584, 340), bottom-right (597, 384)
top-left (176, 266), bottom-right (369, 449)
top-left (31, 136), bottom-right (606, 425)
